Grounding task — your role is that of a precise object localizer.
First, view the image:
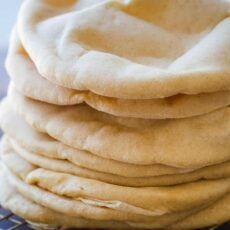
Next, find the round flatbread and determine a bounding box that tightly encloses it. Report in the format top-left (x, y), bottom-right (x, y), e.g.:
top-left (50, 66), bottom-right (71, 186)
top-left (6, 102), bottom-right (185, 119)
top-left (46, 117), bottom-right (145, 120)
top-left (7, 135), bottom-right (230, 187)
top-left (7, 29), bottom-right (230, 119)
top-left (17, 0), bottom-right (230, 99)
top-left (0, 167), bottom-right (130, 229)
top-left (6, 87), bottom-right (230, 168)
top-left (1, 164), bottom-right (230, 229)
top-left (2, 166), bottom-right (197, 225)
top-left (0, 104), bottom-right (195, 178)
top-left (27, 167), bottom-right (230, 216)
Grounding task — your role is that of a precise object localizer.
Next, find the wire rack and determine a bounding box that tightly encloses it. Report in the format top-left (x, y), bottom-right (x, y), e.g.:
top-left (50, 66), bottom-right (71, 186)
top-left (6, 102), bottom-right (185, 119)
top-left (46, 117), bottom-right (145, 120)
top-left (0, 205), bottom-right (230, 230)
top-left (0, 206), bottom-right (31, 230)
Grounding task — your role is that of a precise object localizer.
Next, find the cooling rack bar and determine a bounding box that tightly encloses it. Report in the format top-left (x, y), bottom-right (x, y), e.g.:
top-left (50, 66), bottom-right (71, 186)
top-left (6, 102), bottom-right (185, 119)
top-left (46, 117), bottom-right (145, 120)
top-left (0, 206), bottom-right (31, 230)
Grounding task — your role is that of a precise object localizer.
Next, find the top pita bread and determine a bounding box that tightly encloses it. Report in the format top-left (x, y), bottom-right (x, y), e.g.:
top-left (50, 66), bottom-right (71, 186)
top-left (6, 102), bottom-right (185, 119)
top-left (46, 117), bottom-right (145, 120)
top-left (17, 0), bottom-right (230, 99)
top-left (7, 28), bottom-right (230, 119)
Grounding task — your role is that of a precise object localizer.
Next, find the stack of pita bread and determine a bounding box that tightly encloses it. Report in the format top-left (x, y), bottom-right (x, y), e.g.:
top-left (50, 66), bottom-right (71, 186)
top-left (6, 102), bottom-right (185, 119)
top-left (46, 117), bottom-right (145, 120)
top-left (0, 0), bottom-right (230, 229)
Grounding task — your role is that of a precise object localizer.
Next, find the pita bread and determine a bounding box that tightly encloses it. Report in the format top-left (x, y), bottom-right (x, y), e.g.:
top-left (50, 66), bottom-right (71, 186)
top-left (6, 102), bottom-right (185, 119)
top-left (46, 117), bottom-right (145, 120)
top-left (2, 136), bottom-right (230, 218)
top-left (1, 164), bottom-right (230, 229)
top-left (8, 135), bottom-right (230, 187)
top-left (0, 104), bottom-right (195, 178)
top-left (2, 166), bottom-right (151, 222)
top-left (7, 88), bottom-right (230, 168)
top-left (2, 101), bottom-right (230, 187)
top-left (2, 165), bottom-right (199, 225)
top-left (7, 29), bottom-right (230, 119)
top-left (0, 167), bottom-right (130, 229)
top-left (85, 91), bottom-right (230, 119)
top-left (18, 0), bottom-right (230, 99)
top-left (27, 167), bottom-right (230, 216)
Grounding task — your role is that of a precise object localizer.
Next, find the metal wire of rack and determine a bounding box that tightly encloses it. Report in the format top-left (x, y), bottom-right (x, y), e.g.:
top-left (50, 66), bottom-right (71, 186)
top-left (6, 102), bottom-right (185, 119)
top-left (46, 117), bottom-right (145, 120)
top-left (0, 206), bottom-right (32, 230)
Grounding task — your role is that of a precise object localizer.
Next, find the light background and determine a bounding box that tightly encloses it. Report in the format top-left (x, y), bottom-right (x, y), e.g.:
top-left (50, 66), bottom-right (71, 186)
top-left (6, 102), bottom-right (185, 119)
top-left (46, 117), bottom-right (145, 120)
top-left (0, 0), bottom-right (22, 98)
top-left (0, 0), bottom-right (22, 49)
